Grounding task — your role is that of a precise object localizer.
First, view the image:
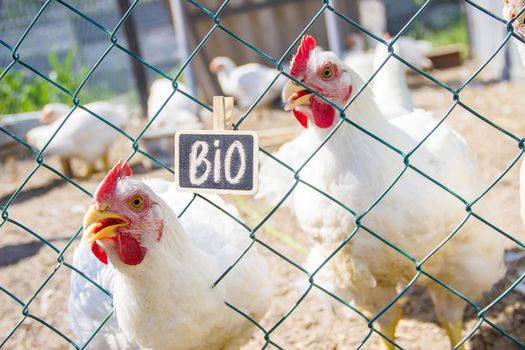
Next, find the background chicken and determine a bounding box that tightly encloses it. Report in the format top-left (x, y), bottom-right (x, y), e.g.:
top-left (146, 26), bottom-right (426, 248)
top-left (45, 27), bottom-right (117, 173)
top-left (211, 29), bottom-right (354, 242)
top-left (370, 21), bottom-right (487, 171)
top-left (209, 56), bottom-right (286, 118)
top-left (503, 0), bottom-right (525, 65)
top-left (274, 35), bottom-right (505, 350)
top-left (343, 35), bottom-right (432, 89)
top-left (503, 0), bottom-right (525, 236)
top-left (69, 160), bottom-right (271, 349)
top-left (39, 103), bottom-right (71, 124)
top-left (372, 35), bottom-right (432, 120)
top-left (142, 79), bottom-right (202, 166)
top-left (25, 102), bottom-right (128, 178)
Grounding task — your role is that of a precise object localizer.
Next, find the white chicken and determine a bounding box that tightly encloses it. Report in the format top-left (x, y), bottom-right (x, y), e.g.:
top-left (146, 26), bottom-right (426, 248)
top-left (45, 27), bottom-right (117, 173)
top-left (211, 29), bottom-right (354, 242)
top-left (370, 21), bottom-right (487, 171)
top-left (69, 160), bottom-right (271, 350)
top-left (39, 103), bottom-right (71, 124)
top-left (142, 80), bottom-right (202, 166)
top-left (503, 1), bottom-right (525, 234)
top-left (343, 35), bottom-right (432, 89)
top-left (503, 0), bottom-right (525, 65)
top-left (258, 36), bottom-right (430, 206)
top-left (277, 35), bottom-right (505, 350)
top-left (26, 102), bottom-right (128, 178)
top-left (209, 56), bottom-right (286, 115)
top-left (371, 36), bottom-right (432, 120)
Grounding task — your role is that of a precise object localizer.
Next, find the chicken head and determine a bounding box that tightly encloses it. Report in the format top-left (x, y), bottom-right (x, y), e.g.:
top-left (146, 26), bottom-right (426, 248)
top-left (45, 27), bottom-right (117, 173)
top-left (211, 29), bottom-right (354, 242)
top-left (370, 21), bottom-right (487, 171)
top-left (282, 35), bottom-right (356, 129)
top-left (83, 160), bottom-right (164, 266)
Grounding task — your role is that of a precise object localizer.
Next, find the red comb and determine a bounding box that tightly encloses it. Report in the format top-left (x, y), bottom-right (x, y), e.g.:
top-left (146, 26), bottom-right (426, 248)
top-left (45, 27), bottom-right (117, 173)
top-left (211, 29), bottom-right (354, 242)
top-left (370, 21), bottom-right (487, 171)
top-left (290, 35), bottom-right (317, 77)
top-left (94, 159), bottom-right (132, 202)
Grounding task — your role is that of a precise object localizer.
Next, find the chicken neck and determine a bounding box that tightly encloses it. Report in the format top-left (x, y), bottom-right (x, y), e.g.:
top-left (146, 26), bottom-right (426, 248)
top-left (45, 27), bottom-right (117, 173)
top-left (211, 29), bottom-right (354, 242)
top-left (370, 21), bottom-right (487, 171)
top-left (308, 86), bottom-right (406, 182)
top-left (110, 199), bottom-right (224, 348)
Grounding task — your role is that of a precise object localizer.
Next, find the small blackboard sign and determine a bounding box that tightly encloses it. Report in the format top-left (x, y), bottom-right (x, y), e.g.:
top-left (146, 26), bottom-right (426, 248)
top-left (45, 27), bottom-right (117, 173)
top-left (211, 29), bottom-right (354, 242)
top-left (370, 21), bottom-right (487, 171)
top-left (175, 130), bottom-right (258, 195)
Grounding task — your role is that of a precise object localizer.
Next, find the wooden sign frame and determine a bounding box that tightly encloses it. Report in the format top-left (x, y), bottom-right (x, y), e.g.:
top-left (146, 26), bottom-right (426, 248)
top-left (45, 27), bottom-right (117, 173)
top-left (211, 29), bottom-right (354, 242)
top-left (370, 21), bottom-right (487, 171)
top-left (174, 96), bottom-right (259, 195)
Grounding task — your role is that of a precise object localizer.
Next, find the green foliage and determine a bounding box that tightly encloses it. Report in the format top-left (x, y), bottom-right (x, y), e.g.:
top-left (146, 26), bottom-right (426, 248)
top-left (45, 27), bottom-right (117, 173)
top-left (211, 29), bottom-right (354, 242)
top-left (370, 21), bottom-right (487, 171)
top-left (166, 66), bottom-right (185, 85)
top-left (0, 70), bottom-right (53, 115)
top-left (0, 49), bottom-right (111, 116)
top-left (48, 49), bottom-right (89, 95)
top-left (408, 17), bottom-right (469, 57)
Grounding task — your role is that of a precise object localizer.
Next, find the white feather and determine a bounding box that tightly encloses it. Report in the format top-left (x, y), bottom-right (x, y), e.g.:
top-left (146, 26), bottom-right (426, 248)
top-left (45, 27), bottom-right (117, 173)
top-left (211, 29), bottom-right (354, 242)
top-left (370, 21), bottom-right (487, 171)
top-left (504, 0), bottom-right (525, 239)
top-left (211, 57), bottom-right (286, 109)
top-left (293, 66), bottom-right (504, 319)
top-left (343, 36), bottom-right (432, 83)
top-left (145, 80), bottom-right (202, 138)
top-left (142, 80), bottom-right (203, 166)
top-left (372, 42), bottom-right (415, 120)
top-left (26, 102), bottom-right (128, 164)
top-left (69, 239), bottom-right (137, 349)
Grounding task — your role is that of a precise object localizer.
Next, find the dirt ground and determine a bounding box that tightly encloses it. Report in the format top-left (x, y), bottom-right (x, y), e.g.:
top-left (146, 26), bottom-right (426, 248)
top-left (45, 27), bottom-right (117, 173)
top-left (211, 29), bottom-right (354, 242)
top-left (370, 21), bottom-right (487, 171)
top-left (1, 62), bottom-right (525, 350)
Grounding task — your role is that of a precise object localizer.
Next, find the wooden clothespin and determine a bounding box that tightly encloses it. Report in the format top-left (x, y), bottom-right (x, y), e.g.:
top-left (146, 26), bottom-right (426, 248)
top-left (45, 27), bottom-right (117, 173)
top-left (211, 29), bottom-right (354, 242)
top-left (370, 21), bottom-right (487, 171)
top-left (175, 95), bottom-right (258, 194)
top-left (213, 96), bottom-right (234, 131)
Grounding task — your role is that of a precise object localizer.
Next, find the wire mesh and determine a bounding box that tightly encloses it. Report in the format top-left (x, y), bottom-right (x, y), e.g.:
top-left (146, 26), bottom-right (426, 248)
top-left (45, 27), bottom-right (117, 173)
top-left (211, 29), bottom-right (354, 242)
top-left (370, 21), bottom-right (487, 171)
top-left (0, 0), bottom-right (524, 349)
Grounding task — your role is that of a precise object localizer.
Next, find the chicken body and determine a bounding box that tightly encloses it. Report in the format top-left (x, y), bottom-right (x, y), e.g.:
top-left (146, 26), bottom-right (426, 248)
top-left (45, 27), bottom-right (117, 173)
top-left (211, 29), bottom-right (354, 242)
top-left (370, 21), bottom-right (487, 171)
top-left (503, 0), bottom-right (525, 230)
top-left (279, 36), bottom-right (505, 350)
top-left (371, 37), bottom-right (432, 120)
top-left (69, 241), bottom-right (136, 349)
top-left (145, 80), bottom-right (202, 136)
top-left (26, 102), bottom-right (128, 177)
top-left (210, 56), bottom-right (286, 111)
top-left (503, 0), bottom-right (525, 65)
top-left (40, 103), bottom-right (71, 124)
top-left (143, 80), bottom-right (202, 165)
top-left (343, 36), bottom-right (431, 90)
top-left (69, 163), bottom-right (270, 349)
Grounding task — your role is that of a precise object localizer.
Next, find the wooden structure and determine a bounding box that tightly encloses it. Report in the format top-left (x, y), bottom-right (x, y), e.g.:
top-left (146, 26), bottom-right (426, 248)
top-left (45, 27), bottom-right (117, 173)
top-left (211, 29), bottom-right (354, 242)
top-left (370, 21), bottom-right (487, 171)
top-left (171, 0), bottom-right (360, 101)
top-left (117, 0), bottom-right (149, 117)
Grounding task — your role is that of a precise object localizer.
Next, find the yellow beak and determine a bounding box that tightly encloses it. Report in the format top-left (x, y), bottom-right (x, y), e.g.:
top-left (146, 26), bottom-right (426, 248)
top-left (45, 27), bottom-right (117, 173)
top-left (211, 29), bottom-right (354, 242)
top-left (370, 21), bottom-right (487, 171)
top-left (282, 80), bottom-right (313, 111)
top-left (83, 204), bottom-right (128, 243)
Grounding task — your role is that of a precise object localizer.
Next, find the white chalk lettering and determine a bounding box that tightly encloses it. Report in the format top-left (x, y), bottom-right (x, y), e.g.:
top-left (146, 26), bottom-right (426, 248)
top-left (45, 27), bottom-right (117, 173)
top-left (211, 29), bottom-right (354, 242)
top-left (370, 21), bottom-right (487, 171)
top-left (213, 140), bottom-right (221, 183)
top-left (189, 141), bottom-right (211, 185)
top-left (224, 141), bottom-right (246, 184)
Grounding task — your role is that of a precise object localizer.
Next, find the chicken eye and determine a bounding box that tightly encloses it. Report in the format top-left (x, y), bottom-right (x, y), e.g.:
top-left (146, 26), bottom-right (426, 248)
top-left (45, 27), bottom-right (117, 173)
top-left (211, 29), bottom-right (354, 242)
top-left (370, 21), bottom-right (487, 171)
top-left (130, 196), bottom-right (144, 209)
top-left (321, 67), bottom-right (333, 79)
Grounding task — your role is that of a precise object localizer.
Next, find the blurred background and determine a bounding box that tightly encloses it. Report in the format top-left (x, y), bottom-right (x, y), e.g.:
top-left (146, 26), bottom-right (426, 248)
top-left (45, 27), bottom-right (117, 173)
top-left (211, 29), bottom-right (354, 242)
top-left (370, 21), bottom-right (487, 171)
top-left (0, 0), bottom-right (521, 115)
top-left (1, 1), bottom-right (524, 349)
top-left (1, 0), bottom-right (522, 168)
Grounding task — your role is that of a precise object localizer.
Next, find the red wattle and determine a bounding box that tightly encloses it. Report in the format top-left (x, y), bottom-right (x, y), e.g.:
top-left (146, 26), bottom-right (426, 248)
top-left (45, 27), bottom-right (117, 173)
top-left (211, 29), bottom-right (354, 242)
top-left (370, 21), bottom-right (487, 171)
top-left (292, 108), bottom-right (309, 128)
top-left (310, 98), bottom-right (336, 128)
top-left (91, 242), bottom-right (108, 265)
top-left (116, 234), bottom-right (147, 265)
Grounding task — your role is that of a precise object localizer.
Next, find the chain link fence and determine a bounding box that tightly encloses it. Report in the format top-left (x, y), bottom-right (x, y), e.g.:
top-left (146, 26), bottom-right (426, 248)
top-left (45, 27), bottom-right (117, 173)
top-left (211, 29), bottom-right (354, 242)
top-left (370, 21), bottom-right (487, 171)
top-left (0, 0), bottom-right (524, 349)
